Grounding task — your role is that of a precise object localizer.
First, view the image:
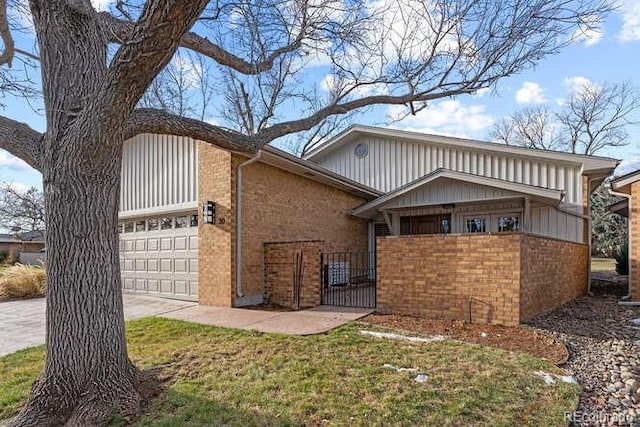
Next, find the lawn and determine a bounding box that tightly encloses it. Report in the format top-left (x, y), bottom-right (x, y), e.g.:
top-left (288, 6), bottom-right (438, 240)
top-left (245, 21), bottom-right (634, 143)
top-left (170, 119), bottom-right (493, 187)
top-left (0, 318), bottom-right (580, 426)
top-left (591, 257), bottom-right (617, 272)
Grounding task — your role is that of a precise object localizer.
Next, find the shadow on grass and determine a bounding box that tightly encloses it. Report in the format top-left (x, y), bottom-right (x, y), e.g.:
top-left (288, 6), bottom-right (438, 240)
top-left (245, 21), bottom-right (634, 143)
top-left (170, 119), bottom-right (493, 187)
top-left (111, 389), bottom-right (293, 427)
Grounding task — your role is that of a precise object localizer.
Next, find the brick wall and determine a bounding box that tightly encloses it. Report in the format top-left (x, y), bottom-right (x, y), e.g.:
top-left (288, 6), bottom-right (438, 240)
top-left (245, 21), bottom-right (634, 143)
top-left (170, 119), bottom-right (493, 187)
top-left (263, 240), bottom-right (323, 309)
top-left (197, 143), bottom-right (236, 306)
top-left (239, 157), bottom-right (368, 300)
top-left (376, 233), bottom-right (588, 326)
top-left (376, 234), bottom-right (522, 326)
top-left (630, 181), bottom-right (640, 299)
top-left (519, 234), bottom-right (588, 322)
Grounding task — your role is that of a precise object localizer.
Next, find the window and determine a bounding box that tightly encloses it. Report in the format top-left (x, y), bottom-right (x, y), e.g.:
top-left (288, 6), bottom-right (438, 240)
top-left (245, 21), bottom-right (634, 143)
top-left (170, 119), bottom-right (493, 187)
top-left (464, 217), bottom-right (486, 233)
top-left (124, 222), bottom-right (134, 233)
top-left (135, 220), bottom-right (146, 232)
top-left (174, 216), bottom-right (188, 229)
top-left (147, 218), bottom-right (159, 231)
top-left (117, 223), bottom-right (124, 233)
top-left (400, 214), bottom-right (451, 235)
top-left (160, 217), bottom-right (173, 230)
top-left (354, 143), bottom-right (369, 158)
top-left (498, 215), bottom-right (520, 232)
top-left (190, 214), bottom-right (198, 227)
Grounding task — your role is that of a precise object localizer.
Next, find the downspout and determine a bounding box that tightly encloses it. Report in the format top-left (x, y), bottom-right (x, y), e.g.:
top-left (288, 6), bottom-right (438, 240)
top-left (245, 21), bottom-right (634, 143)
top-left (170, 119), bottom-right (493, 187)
top-left (609, 187), bottom-right (632, 300)
top-left (236, 150), bottom-right (262, 299)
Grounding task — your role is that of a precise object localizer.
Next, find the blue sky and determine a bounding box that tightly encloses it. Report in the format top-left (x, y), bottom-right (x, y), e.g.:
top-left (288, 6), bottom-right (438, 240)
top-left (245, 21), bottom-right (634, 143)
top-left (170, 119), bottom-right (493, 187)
top-left (1, 0), bottom-right (640, 191)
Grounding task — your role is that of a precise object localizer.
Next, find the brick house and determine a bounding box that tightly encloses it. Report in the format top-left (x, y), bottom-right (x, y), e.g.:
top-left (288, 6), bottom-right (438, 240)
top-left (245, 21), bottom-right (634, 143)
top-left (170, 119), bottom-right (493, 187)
top-left (609, 170), bottom-right (640, 300)
top-left (118, 126), bottom-right (618, 326)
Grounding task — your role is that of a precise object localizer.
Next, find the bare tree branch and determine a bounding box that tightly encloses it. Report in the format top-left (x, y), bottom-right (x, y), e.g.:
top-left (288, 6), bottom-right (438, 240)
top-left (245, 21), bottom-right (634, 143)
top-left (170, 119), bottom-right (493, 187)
top-left (0, 182), bottom-right (45, 233)
top-left (126, 108), bottom-right (261, 153)
top-left (95, 0), bottom-right (209, 125)
top-left (98, 10), bottom-right (307, 76)
top-left (258, 88), bottom-right (473, 142)
top-left (0, 115), bottom-right (42, 170)
top-left (0, 0), bottom-right (14, 67)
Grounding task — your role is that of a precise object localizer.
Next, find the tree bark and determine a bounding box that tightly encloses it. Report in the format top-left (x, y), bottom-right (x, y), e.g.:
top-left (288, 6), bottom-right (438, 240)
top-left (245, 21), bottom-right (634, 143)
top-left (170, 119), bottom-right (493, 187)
top-left (10, 130), bottom-right (155, 427)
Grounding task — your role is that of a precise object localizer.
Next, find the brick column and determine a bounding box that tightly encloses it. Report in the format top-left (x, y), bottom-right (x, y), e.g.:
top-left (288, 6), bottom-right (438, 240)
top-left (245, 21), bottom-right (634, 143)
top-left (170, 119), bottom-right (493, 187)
top-left (197, 142), bottom-right (236, 306)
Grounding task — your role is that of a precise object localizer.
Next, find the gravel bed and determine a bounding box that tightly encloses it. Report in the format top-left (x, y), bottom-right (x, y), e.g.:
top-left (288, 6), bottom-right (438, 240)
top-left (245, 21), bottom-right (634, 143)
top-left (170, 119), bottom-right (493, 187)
top-left (527, 292), bottom-right (640, 426)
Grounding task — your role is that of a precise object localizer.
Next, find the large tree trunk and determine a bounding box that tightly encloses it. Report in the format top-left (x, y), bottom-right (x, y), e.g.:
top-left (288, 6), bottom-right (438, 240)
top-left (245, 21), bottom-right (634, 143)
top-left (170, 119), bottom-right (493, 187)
top-left (10, 132), bottom-right (157, 426)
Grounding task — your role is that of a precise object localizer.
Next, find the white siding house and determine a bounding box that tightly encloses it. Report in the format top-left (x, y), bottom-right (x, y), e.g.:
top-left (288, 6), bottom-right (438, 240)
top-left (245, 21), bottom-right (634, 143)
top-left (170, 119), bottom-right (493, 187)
top-left (305, 125), bottom-right (618, 245)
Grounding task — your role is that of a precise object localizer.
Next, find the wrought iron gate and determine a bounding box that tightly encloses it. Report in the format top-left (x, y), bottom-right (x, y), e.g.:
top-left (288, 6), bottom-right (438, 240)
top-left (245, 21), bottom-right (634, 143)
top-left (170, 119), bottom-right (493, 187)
top-left (320, 252), bottom-right (376, 308)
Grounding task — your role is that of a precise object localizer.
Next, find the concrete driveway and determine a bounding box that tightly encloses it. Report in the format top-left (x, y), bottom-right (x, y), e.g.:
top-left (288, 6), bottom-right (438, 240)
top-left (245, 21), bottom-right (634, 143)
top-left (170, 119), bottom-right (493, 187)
top-left (0, 295), bottom-right (371, 357)
top-left (0, 295), bottom-right (196, 357)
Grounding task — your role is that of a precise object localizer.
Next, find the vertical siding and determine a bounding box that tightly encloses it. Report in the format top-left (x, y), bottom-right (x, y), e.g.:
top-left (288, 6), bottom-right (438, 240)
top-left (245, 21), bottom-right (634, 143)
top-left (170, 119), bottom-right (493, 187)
top-left (120, 134), bottom-right (198, 213)
top-left (315, 136), bottom-right (583, 204)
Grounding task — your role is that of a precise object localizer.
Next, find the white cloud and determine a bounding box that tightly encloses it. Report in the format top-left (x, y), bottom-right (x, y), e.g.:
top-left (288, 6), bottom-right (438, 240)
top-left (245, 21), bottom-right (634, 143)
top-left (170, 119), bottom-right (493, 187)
top-left (515, 81), bottom-right (546, 105)
top-left (618, 0), bottom-right (640, 42)
top-left (573, 26), bottom-right (604, 47)
top-left (0, 152), bottom-right (32, 172)
top-left (616, 157), bottom-right (640, 176)
top-left (472, 87), bottom-right (490, 98)
top-left (563, 76), bottom-right (597, 95)
top-left (386, 100), bottom-right (494, 139)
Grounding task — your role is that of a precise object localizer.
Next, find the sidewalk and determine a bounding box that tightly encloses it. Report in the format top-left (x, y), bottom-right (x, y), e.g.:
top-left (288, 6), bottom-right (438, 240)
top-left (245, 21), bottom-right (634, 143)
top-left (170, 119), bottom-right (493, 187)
top-left (161, 304), bottom-right (372, 335)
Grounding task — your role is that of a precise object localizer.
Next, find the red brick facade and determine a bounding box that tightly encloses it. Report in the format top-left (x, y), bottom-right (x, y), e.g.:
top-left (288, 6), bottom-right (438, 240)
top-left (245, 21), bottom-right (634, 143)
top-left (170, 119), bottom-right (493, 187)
top-left (376, 233), bottom-right (588, 326)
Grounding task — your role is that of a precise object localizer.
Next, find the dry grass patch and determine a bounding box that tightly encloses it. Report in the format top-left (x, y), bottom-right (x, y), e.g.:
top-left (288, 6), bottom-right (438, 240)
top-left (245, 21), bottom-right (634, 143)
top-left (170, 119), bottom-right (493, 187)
top-left (0, 317), bottom-right (580, 426)
top-left (0, 264), bottom-right (46, 301)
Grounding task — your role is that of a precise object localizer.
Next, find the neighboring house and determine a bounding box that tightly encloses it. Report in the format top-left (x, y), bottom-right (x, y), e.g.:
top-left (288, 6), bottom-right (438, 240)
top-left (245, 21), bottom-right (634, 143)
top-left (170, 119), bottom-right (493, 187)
top-left (609, 170), bottom-right (640, 299)
top-left (118, 126), bottom-right (618, 326)
top-left (0, 230), bottom-right (45, 262)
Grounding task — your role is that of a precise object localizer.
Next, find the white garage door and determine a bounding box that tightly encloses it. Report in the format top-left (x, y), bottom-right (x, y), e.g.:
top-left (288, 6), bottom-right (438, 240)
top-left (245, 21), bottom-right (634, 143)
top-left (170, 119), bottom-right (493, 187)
top-left (119, 213), bottom-right (198, 301)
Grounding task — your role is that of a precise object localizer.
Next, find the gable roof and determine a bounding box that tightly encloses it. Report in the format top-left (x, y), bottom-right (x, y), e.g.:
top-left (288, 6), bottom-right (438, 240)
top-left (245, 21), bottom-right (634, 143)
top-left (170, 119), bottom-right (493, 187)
top-left (351, 168), bottom-right (565, 218)
top-left (304, 125), bottom-right (619, 174)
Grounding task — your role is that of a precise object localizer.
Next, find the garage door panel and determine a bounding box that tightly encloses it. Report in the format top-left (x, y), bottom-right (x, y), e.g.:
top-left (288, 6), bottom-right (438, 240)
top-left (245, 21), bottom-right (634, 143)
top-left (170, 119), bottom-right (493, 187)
top-left (120, 212), bottom-right (198, 301)
top-left (147, 238), bottom-right (159, 251)
top-left (174, 237), bottom-right (187, 251)
top-left (160, 238), bottom-right (172, 251)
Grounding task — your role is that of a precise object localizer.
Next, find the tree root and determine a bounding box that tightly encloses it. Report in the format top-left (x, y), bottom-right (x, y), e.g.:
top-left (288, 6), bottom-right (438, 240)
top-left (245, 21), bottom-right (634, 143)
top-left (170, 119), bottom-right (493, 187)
top-left (9, 365), bottom-right (162, 427)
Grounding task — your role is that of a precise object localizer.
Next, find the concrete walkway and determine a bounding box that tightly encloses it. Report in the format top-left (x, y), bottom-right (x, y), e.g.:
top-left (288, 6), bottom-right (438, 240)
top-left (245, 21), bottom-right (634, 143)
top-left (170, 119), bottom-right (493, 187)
top-left (0, 295), bottom-right (371, 357)
top-left (161, 305), bottom-right (372, 335)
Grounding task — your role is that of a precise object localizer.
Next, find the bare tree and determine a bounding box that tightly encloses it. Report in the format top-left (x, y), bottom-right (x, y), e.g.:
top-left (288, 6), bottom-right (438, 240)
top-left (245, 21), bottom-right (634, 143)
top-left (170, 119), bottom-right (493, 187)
top-left (0, 0), bottom-right (613, 424)
top-left (491, 106), bottom-right (561, 151)
top-left (491, 81), bottom-right (640, 155)
top-left (0, 183), bottom-right (45, 233)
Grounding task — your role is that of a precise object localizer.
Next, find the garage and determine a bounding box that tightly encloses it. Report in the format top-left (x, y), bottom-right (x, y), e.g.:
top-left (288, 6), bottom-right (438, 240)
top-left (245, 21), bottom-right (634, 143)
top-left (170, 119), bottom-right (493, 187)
top-left (119, 213), bottom-right (199, 301)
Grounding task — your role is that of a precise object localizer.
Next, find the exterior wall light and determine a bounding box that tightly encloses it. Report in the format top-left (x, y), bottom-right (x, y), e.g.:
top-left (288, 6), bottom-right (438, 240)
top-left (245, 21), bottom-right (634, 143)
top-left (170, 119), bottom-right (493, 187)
top-left (203, 200), bottom-right (216, 224)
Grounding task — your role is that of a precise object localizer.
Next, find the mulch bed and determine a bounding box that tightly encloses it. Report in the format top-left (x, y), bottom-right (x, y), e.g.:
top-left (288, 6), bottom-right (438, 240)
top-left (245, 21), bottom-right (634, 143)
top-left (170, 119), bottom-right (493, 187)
top-left (362, 314), bottom-right (569, 365)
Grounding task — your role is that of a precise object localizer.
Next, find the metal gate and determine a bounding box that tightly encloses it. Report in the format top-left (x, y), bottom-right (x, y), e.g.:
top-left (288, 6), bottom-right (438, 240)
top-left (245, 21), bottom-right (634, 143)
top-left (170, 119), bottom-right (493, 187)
top-left (320, 252), bottom-right (376, 308)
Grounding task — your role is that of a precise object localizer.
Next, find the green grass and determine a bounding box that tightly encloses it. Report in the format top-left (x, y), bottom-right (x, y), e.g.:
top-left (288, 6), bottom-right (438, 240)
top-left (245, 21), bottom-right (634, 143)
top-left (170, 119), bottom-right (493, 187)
top-left (0, 318), bottom-right (580, 426)
top-left (591, 257), bottom-right (617, 272)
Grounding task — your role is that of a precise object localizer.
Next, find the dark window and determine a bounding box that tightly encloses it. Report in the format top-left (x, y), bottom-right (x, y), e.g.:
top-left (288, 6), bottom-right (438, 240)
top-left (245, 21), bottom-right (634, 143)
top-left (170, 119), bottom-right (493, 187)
top-left (174, 216), bottom-right (188, 229)
top-left (400, 214), bottom-right (451, 235)
top-left (124, 222), bottom-right (134, 233)
top-left (135, 220), bottom-right (146, 232)
top-left (498, 216), bottom-right (520, 232)
top-left (465, 217), bottom-right (486, 233)
top-left (147, 218), bottom-right (159, 231)
top-left (161, 217), bottom-right (173, 230)
top-left (190, 214), bottom-right (198, 227)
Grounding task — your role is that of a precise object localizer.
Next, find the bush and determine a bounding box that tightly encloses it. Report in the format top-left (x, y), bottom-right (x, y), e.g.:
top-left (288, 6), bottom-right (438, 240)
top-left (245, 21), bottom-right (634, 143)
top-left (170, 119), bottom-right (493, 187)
top-left (615, 242), bottom-right (629, 276)
top-left (0, 251), bottom-right (7, 264)
top-left (0, 264), bottom-right (46, 300)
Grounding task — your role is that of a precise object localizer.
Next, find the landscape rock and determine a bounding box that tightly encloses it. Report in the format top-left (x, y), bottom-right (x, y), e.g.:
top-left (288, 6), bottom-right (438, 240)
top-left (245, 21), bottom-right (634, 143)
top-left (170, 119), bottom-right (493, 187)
top-left (528, 294), bottom-right (640, 425)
